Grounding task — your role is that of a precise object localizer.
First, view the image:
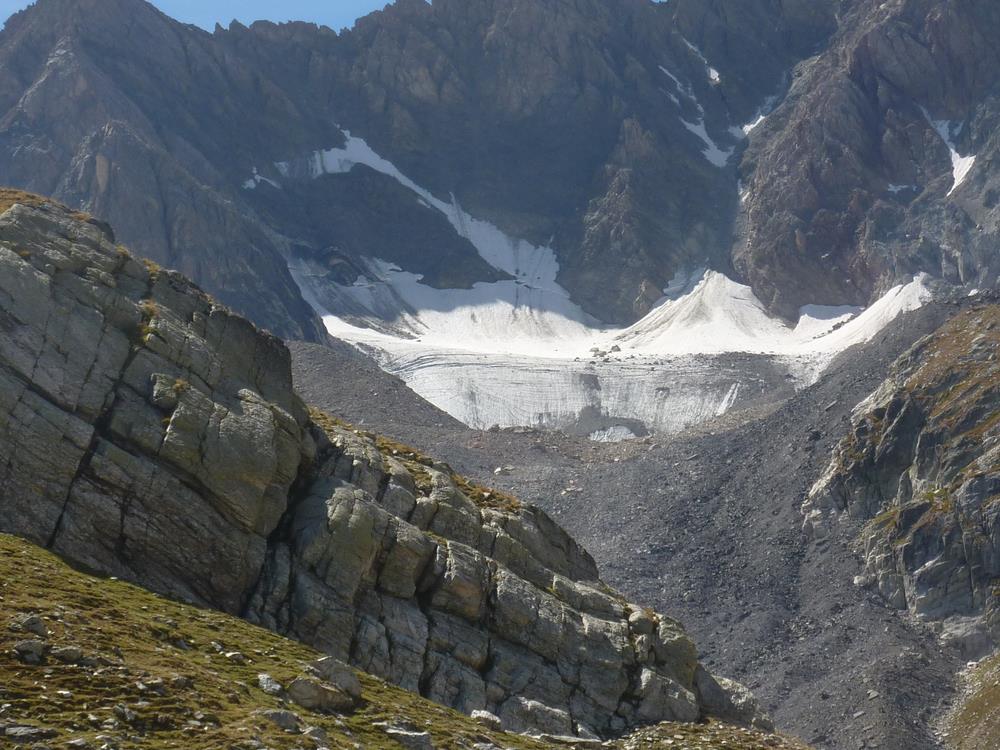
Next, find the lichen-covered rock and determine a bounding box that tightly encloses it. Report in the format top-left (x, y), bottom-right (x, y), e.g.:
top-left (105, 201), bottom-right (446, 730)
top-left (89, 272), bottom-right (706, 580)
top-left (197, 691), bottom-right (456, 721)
top-left (0, 197), bottom-right (768, 737)
top-left (804, 304), bottom-right (1000, 657)
top-left (306, 656), bottom-right (362, 700)
top-left (12, 639), bottom-right (47, 664)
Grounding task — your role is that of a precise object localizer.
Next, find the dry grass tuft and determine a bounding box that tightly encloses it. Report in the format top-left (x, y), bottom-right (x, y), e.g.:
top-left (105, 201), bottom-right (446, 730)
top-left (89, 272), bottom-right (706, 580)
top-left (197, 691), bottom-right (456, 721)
top-left (0, 188), bottom-right (54, 214)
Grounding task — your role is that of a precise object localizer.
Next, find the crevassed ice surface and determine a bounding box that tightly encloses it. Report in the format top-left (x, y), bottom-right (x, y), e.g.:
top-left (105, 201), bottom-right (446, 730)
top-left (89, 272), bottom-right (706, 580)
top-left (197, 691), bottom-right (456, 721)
top-left (281, 131), bottom-right (932, 437)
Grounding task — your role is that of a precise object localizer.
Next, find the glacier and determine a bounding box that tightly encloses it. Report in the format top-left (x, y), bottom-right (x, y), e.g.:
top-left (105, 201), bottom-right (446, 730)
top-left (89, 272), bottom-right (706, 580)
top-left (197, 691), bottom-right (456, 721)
top-left (279, 131), bottom-right (933, 438)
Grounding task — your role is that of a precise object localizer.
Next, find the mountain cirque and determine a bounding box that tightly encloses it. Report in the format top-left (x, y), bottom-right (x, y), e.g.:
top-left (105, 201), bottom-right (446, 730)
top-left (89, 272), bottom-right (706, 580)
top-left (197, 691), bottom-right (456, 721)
top-left (0, 193), bottom-right (779, 739)
top-left (1, 0), bottom-right (1000, 747)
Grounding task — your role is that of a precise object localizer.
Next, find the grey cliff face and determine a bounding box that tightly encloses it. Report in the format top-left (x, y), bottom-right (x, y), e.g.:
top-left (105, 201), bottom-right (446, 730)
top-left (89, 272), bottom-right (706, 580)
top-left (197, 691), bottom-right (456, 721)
top-left (0, 0), bottom-right (330, 340)
top-left (0, 0), bottom-right (849, 335)
top-left (0, 194), bottom-right (308, 610)
top-left (0, 196), bottom-right (768, 737)
top-left (804, 301), bottom-right (1000, 659)
top-left (739, 0), bottom-right (1000, 317)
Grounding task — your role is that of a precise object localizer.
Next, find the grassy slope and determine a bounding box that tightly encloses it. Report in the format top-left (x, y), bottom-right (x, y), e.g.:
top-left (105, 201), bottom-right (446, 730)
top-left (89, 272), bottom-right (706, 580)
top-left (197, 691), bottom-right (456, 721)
top-left (0, 534), bottom-right (550, 750)
top-left (0, 187), bottom-right (92, 222)
top-left (0, 534), bottom-right (812, 749)
top-left (945, 651), bottom-right (1000, 750)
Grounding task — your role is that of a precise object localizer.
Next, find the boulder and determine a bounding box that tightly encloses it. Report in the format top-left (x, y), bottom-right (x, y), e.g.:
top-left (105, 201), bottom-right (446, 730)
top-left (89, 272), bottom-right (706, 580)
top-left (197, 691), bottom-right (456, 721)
top-left (50, 646), bottom-right (83, 664)
top-left (257, 673), bottom-right (284, 696)
top-left (306, 657), bottom-right (362, 700)
top-left (10, 614), bottom-right (48, 638)
top-left (498, 697), bottom-right (573, 736)
top-left (635, 669), bottom-right (700, 724)
top-left (471, 710), bottom-right (502, 730)
top-left (383, 727), bottom-right (435, 750)
top-left (12, 639), bottom-right (47, 665)
top-left (257, 709), bottom-right (302, 733)
top-left (286, 676), bottom-right (357, 714)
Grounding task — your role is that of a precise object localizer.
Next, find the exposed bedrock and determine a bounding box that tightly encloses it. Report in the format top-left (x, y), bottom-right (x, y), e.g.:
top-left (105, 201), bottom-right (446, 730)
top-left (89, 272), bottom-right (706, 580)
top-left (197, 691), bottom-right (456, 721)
top-left (804, 302), bottom-right (1000, 658)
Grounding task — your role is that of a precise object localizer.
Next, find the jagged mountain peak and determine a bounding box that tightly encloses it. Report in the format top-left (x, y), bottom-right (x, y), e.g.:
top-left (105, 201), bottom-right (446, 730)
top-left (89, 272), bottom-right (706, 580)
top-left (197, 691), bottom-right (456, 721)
top-left (0, 0), bottom-right (849, 332)
top-left (1, 0), bottom-right (181, 45)
top-left (7, 0), bottom-right (993, 330)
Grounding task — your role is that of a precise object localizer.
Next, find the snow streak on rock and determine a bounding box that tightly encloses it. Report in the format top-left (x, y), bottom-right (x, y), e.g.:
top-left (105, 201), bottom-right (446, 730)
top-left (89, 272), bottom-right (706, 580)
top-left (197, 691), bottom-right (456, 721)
top-left (922, 110), bottom-right (977, 196)
top-left (658, 65), bottom-right (733, 167)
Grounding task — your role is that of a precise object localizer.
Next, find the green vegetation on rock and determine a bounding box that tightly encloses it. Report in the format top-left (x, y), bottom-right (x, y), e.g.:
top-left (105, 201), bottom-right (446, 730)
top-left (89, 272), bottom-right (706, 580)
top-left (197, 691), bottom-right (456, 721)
top-left (944, 651), bottom-right (1000, 750)
top-left (310, 407), bottom-right (522, 513)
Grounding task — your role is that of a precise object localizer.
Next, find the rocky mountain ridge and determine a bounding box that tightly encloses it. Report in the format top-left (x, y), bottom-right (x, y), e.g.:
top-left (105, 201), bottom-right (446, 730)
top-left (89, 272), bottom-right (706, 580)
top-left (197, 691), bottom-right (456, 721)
top-left (739, 0), bottom-right (1000, 317)
top-left (5, 0), bottom-right (996, 341)
top-left (0, 192), bottom-right (769, 738)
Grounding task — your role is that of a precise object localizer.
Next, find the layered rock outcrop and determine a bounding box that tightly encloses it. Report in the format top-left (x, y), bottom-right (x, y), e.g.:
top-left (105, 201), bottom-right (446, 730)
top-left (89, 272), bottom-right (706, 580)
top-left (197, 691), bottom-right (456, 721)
top-left (0, 194), bottom-right (767, 737)
top-left (0, 191), bottom-right (307, 611)
top-left (804, 301), bottom-right (1000, 657)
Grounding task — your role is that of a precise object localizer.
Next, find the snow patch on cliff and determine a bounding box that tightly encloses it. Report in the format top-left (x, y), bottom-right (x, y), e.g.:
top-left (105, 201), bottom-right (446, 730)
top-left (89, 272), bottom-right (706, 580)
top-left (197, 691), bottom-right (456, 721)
top-left (658, 64), bottom-right (733, 166)
top-left (681, 117), bottom-right (733, 167)
top-left (279, 131), bottom-right (567, 287)
top-left (923, 111), bottom-right (977, 196)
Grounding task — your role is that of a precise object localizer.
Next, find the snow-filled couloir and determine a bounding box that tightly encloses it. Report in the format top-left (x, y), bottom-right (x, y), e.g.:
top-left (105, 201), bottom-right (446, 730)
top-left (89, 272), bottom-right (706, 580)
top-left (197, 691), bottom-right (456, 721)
top-left (275, 131), bottom-right (934, 439)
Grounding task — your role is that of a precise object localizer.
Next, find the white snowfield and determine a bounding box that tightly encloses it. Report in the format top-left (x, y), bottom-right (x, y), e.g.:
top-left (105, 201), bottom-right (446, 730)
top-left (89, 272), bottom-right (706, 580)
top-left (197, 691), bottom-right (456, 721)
top-left (280, 130), bottom-right (933, 437)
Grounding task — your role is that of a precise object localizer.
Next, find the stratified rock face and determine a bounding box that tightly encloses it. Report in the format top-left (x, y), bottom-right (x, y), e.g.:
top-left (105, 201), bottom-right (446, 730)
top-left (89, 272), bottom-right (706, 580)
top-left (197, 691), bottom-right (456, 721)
top-left (0, 196), bottom-right (768, 736)
top-left (804, 302), bottom-right (1000, 657)
top-left (0, 194), bottom-right (308, 611)
top-left (739, 0), bottom-right (1000, 317)
top-left (246, 414), bottom-right (761, 737)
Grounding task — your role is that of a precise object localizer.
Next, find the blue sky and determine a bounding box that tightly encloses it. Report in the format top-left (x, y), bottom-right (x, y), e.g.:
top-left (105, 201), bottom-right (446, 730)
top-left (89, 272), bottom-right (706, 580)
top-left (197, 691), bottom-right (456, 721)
top-left (1, 0), bottom-right (390, 32)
